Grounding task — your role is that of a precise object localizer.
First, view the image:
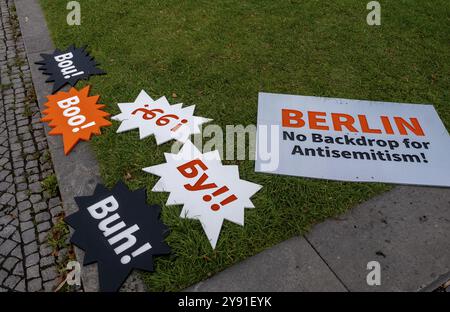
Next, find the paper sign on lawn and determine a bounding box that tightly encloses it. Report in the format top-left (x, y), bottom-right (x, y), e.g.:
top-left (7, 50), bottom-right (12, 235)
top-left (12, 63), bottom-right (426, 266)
top-left (65, 182), bottom-right (171, 292)
top-left (143, 140), bottom-right (262, 249)
top-left (112, 90), bottom-right (211, 144)
top-left (41, 86), bottom-right (111, 155)
top-left (36, 45), bottom-right (105, 93)
top-left (255, 92), bottom-right (450, 187)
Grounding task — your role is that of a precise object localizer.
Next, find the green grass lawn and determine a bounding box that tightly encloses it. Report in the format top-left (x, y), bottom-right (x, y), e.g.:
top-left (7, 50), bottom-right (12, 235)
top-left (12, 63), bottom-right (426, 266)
top-left (40, 0), bottom-right (449, 291)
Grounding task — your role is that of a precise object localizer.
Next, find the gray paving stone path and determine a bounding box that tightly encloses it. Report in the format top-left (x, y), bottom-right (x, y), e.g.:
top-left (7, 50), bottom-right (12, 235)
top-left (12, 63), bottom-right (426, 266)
top-left (0, 0), bottom-right (69, 292)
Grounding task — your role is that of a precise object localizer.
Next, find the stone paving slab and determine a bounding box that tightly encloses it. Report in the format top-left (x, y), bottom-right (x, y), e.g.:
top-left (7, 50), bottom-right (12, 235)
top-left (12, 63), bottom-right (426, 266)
top-left (187, 236), bottom-right (347, 292)
top-left (306, 185), bottom-right (450, 292)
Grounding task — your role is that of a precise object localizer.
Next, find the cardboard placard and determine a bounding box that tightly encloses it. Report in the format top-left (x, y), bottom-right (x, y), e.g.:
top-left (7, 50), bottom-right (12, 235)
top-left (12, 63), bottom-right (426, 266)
top-left (112, 90), bottom-right (211, 144)
top-left (65, 182), bottom-right (171, 292)
top-left (143, 140), bottom-right (262, 249)
top-left (36, 45), bottom-right (105, 93)
top-left (255, 92), bottom-right (450, 187)
top-left (41, 86), bottom-right (111, 155)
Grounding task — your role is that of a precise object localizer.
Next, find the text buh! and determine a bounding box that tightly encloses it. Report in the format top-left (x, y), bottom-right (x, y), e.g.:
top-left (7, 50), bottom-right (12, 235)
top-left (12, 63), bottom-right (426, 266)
top-left (87, 196), bottom-right (152, 265)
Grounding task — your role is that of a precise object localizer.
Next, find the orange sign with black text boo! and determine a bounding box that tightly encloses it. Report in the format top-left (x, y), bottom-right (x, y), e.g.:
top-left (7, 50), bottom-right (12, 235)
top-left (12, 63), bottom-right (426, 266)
top-left (41, 86), bottom-right (111, 155)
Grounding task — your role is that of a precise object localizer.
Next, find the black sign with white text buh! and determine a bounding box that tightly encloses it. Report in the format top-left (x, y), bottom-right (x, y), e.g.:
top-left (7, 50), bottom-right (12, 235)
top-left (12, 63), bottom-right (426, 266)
top-left (255, 92), bottom-right (450, 187)
top-left (65, 182), bottom-right (171, 292)
top-left (36, 45), bottom-right (105, 93)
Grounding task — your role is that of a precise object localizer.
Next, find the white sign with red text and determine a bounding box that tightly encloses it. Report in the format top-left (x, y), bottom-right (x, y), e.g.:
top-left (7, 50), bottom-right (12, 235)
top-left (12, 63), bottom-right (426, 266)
top-left (143, 140), bottom-right (262, 249)
top-left (255, 92), bottom-right (450, 187)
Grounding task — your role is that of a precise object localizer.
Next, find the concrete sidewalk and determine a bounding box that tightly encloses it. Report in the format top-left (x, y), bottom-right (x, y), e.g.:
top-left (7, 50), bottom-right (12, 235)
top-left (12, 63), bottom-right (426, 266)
top-left (188, 185), bottom-right (450, 292)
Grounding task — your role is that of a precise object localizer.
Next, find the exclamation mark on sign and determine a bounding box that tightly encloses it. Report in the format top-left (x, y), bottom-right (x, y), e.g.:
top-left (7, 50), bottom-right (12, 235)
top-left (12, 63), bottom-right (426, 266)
top-left (421, 153), bottom-right (428, 163)
top-left (203, 186), bottom-right (238, 211)
top-left (64, 71), bottom-right (84, 79)
top-left (72, 121), bottom-right (96, 133)
top-left (120, 242), bottom-right (152, 264)
top-left (170, 119), bottom-right (188, 132)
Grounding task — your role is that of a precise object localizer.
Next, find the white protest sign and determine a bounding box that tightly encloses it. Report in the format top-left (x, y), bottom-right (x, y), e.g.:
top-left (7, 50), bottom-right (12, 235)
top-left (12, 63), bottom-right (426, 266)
top-left (143, 140), bottom-right (262, 249)
top-left (255, 92), bottom-right (450, 187)
top-left (112, 90), bottom-right (211, 144)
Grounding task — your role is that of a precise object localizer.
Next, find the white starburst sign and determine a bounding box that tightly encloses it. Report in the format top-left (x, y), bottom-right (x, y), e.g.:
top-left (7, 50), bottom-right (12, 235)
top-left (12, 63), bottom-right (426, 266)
top-left (112, 90), bottom-right (211, 144)
top-left (143, 140), bottom-right (262, 249)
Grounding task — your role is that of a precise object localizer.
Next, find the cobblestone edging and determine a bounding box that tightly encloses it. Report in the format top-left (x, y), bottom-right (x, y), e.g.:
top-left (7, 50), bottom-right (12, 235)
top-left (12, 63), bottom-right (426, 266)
top-left (0, 0), bottom-right (72, 292)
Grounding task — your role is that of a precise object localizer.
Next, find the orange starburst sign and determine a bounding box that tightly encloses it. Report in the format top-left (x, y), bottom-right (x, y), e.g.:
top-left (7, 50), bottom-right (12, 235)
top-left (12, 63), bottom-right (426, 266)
top-left (41, 86), bottom-right (111, 155)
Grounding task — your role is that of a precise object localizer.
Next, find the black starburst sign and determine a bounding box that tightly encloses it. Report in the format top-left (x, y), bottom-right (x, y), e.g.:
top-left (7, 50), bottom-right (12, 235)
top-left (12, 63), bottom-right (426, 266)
top-left (36, 45), bottom-right (105, 93)
top-left (65, 182), bottom-right (171, 292)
